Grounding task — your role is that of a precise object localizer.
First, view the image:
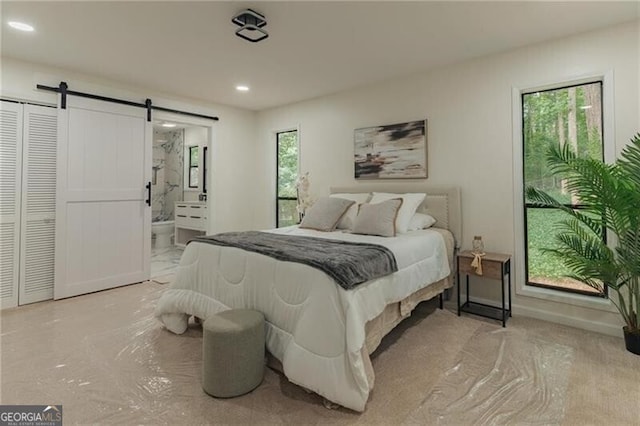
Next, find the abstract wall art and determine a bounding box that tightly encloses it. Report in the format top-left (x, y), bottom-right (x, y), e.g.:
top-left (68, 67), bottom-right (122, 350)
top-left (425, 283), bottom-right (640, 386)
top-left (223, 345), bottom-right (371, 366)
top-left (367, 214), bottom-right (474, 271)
top-left (354, 119), bottom-right (427, 179)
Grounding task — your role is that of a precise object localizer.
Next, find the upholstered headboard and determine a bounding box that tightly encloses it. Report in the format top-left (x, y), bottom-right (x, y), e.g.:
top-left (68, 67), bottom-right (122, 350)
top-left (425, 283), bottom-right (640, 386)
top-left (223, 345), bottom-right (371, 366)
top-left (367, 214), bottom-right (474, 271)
top-left (330, 184), bottom-right (462, 248)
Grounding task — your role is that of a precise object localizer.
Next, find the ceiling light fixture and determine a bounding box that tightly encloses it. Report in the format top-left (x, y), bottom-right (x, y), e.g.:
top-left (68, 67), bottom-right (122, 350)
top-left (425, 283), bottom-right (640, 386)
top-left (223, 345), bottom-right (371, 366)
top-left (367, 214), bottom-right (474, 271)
top-left (236, 85), bottom-right (250, 92)
top-left (8, 21), bottom-right (34, 32)
top-left (232, 9), bottom-right (268, 43)
top-left (161, 122), bottom-right (176, 128)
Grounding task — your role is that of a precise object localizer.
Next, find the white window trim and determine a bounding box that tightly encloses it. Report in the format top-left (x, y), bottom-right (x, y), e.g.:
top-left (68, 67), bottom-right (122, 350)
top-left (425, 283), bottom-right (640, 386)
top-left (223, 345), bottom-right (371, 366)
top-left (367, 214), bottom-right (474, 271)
top-left (511, 71), bottom-right (617, 313)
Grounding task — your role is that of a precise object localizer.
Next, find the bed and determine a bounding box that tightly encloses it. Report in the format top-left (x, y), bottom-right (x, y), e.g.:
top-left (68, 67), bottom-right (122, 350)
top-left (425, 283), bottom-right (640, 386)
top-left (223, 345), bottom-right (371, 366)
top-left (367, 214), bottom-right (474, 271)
top-left (155, 184), bottom-right (461, 412)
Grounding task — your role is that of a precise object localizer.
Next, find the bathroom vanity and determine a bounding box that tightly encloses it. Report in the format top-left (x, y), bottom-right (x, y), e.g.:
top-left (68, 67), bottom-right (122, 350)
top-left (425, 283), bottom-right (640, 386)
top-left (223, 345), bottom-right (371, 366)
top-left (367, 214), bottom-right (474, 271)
top-left (174, 201), bottom-right (207, 247)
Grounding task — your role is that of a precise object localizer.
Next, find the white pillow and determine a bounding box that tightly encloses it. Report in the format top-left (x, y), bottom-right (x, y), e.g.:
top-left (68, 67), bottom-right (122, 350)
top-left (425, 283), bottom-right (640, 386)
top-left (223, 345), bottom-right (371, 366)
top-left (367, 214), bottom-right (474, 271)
top-left (407, 213), bottom-right (437, 231)
top-left (352, 199), bottom-right (403, 237)
top-left (369, 192), bottom-right (426, 233)
top-left (299, 197), bottom-right (355, 232)
top-left (330, 193), bottom-right (371, 230)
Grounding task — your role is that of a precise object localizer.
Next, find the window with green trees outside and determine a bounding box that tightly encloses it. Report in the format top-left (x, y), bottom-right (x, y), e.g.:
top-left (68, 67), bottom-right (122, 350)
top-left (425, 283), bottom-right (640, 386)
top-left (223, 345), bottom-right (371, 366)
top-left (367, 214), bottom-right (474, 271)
top-left (188, 146), bottom-right (199, 188)
top-left (523, 81), bottom-right (605, 296)
top-left (276, 130), bottom-right (299, 227)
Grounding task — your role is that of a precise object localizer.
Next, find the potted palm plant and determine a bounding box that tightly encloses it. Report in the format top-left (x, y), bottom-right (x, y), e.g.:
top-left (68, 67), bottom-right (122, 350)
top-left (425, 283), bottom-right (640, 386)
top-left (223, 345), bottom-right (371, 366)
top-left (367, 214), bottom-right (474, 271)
top-left (526, 133), bottom-right (640, 355)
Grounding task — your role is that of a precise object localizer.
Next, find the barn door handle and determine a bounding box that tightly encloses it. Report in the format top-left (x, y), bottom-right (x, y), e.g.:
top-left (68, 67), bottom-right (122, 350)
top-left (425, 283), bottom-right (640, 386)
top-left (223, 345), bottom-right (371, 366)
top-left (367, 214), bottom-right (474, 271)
top-left (145, 182), bottom-right (151, 206)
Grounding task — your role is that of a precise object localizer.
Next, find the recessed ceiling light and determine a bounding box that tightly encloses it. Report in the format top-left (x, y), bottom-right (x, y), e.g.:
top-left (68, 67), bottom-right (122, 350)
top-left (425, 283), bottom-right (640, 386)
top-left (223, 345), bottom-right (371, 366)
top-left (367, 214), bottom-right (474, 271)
top-left (161, 122), bottom-right (176, 128)
top-left (8, 21), bottom-right (34, 32)
top-left (236, 85), bottom-right (250, 92)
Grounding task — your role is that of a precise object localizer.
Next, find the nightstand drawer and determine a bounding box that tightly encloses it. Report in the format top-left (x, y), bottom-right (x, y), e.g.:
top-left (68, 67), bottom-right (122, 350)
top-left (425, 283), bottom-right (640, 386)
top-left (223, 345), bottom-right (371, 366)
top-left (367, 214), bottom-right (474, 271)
top-left (457, 256), bottom-right (504, 280)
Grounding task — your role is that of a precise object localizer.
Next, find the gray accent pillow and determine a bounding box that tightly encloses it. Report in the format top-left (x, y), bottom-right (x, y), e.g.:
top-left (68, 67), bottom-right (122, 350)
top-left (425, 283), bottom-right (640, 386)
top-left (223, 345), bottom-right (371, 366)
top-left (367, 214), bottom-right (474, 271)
top-left (330, 193), bottom-right (371, 230)
top-left (299, 196), bottom-right (355, 232)
top-left (352, 198), bottom-right (403, 237)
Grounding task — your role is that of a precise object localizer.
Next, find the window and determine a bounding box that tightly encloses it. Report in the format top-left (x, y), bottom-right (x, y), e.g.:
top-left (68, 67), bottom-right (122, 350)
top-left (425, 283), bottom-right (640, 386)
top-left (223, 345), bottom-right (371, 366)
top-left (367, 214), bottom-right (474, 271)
top-left (188, 146), bottom-right (199, 188)
top-left (276, 130), bottom-right (299, 228)
top-left (202, 146), bottom-right (207, 195)
top-left (522, 81), bottom-right (605, 297)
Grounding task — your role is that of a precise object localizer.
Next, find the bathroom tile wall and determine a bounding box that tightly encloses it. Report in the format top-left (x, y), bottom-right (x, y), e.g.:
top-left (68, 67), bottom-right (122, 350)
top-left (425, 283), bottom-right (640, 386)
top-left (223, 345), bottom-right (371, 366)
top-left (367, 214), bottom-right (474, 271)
top-left (152, 129), bottom-right (184, 222)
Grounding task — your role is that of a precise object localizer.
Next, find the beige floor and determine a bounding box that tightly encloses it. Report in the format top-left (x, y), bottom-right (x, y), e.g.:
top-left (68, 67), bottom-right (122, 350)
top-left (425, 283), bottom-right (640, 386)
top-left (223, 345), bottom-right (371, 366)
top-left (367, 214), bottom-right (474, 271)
top-left (1, 280), bottom-right (638, 425)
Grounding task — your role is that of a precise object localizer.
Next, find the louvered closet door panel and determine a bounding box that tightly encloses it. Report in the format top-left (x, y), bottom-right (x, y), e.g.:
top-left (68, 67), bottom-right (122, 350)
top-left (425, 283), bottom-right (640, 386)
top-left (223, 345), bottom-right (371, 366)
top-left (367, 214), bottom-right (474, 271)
top-left (19, 104), bottom-right (57, 304)
top-left (0, 101), bottom-right (23, 309)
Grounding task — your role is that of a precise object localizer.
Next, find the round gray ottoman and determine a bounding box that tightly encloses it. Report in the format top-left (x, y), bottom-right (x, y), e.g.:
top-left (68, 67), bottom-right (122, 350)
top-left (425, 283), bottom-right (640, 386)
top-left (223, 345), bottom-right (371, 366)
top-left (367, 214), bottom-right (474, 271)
top-left (202, 309), bottom-right (265, 398)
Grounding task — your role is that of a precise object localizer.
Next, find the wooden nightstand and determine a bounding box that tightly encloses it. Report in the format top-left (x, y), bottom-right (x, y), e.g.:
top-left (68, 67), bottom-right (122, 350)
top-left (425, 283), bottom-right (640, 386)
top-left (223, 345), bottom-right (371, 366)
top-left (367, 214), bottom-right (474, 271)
top-left (457, 251), bottom-right (512, 327)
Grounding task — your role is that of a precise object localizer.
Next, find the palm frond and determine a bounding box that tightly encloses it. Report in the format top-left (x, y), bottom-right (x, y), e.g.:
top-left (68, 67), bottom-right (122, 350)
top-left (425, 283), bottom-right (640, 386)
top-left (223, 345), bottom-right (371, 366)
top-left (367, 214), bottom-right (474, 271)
top-left (530, 133), bottom-right (640, 331)
top-left (554, 218), bottom-right (606, 253)
top-left (617, 133), bottom-right (640, 189)
top-left (525, 186), bottom-right (561, 207)
top-left (526, 187), bottom-right (604, 237)
top-left (565, 274), bottom-right (605, 294)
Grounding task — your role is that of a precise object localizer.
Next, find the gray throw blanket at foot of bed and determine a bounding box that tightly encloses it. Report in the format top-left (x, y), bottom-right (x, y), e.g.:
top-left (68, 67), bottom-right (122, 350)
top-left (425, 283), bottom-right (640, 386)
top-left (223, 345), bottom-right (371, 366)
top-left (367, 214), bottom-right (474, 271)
top-left (189, 231), bottom-right (398, 290)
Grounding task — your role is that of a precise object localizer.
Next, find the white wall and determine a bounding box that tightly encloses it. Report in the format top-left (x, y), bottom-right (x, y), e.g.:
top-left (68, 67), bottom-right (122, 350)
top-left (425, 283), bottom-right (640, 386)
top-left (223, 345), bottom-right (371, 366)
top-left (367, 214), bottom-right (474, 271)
top-left (0, 57), bottom-right (258, 233)
top-left (255, 21), bottom-right (640, 335)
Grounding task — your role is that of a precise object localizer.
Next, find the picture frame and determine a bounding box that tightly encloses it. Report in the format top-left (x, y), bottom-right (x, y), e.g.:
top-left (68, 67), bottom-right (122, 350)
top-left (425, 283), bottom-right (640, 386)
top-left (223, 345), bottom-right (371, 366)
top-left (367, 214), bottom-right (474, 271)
top-left (354, 119), bottom-right (427, 179)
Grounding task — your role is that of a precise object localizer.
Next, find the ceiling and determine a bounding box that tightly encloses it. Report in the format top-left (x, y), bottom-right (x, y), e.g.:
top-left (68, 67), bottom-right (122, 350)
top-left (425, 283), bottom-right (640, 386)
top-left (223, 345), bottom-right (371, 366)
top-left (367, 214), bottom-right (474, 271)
top-left (1, 1), bottom-right (638, 111)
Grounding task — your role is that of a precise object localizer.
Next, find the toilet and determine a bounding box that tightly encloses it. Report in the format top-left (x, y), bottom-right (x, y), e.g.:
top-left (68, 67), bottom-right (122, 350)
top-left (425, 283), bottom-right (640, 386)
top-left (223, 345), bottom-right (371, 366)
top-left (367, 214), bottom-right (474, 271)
top-left (152, 220), bottom-right (175, 248)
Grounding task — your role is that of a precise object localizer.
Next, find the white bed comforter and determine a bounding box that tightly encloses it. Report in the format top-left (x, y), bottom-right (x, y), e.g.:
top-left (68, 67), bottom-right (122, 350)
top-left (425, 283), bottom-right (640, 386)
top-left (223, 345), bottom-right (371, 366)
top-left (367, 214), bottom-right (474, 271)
top-left (155, 226), bottom-right (450, 411)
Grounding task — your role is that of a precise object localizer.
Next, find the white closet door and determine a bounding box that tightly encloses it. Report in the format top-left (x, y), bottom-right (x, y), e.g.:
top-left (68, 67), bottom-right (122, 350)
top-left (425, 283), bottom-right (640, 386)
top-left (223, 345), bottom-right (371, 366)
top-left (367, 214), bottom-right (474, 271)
top-left (55, 97), bottom-right (151, 299)
top-left (19, 104), bottom-right (57, 305)
top-left (0, 101), bottom-right (24, 309)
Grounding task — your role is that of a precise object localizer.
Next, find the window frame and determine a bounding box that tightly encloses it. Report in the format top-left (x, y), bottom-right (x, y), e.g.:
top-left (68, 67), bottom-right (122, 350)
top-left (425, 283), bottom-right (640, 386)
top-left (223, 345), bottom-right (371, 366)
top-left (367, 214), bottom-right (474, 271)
top-left (275, 128), bottom-right (299, 228)
top-left (202, 146), bottom-right (207, 195)
top-left (187, 145), bottom-right (199, 189)
top-left (521, 81), bottom-right (607, 298)
top-left (511, 72), bottom-right (617, 313)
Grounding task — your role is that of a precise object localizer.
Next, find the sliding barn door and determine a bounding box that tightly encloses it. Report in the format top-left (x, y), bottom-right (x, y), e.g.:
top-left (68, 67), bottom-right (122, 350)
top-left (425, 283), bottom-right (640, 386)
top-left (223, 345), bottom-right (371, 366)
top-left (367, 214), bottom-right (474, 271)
top-left (55, 97), bottom-right (151, 299)
top-left (19, 104), bottom-right (58, 304)
top-left (0, 101), bottom-right (24, 308)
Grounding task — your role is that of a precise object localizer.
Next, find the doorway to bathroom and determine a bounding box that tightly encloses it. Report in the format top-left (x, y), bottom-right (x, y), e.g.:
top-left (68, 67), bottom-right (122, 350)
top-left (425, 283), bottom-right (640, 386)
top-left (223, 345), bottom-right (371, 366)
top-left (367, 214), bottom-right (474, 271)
top-left (150, 117), bottom-right (212, 279)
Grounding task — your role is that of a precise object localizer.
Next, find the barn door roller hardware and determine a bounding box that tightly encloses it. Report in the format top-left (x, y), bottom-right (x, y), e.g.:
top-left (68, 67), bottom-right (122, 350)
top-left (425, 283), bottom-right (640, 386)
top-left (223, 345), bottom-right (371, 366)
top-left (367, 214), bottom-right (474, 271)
top-left (36, 82), bottom-right (219, 122)
top-left (232, 9), bottom-right (268, 43)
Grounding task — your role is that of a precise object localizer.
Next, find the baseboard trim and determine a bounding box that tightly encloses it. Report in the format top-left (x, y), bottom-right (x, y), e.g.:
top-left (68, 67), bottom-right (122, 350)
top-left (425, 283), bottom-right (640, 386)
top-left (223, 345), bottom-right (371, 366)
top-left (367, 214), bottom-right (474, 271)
top-left (458, 294), bottom-right (623, 338)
